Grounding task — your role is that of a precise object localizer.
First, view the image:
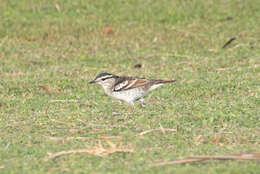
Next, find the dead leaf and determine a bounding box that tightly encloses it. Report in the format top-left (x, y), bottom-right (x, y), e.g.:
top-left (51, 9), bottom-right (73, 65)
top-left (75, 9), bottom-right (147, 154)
top-left (104, 26), bottom-right (113, 36)
top-left (221, 16), bottom-right (233, 21)
top-left (0, 166), bottom-right (4, 169)
top-left (212, 134), bottom-right (221, 143)
top-left (134, 64), bottom-right (142, 68)
top-left (39, 86), bottom-right (51, 93)
top-left (193, 115), bottom-right (199, 120)
top-left (196, 135), bottom-right (205, 144)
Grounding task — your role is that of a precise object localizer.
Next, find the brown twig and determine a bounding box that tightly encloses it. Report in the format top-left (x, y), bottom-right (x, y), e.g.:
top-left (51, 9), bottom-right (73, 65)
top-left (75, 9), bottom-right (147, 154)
top-left (222, 37), bottom-right (236, 49)
top-left (189, 153), bottom-right (260, 160)
top-left (152, 153), bottom-right (260, 166)
top-left (39, 86), bottom-right (52, 95)
top-left (153, 158), bottom-right (206, 166)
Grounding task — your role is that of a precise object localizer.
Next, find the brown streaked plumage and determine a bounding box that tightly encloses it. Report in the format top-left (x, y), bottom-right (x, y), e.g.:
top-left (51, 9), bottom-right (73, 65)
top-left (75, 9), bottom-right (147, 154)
top-left (89, 73), bottom-right (176, 106)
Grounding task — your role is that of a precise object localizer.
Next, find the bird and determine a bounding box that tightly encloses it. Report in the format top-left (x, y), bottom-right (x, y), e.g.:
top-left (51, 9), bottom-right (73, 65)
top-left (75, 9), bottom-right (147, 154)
top-left (89, 72), bottom-right (176, 106)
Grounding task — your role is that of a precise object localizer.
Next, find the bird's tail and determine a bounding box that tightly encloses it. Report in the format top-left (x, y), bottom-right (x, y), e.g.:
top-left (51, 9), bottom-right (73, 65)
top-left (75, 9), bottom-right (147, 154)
top-left (154, 79), bottom-right (177, 84)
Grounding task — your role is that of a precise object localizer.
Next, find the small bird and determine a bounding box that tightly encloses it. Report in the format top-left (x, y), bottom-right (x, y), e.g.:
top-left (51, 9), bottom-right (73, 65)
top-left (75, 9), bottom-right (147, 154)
top-left (89, 73), bottom-right (176, 106)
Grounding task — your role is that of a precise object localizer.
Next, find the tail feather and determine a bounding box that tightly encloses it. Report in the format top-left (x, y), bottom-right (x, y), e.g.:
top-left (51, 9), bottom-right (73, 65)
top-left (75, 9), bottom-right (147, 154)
top-left (148, 79), bottom-right (176, 91)
top-left (154, 79), bottom-right (177, 84)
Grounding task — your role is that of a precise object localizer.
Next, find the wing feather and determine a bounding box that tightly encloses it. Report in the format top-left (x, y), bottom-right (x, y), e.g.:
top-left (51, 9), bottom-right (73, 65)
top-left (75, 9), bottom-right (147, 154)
top-left (113, 76), bottom-right (176, 92)
top-left (113, 77), bottom-right (150, 91)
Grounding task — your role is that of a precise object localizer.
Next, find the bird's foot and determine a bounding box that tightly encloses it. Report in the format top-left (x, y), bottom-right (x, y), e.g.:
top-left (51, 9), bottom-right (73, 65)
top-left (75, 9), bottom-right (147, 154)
top-left (138, 98), bottom-right (146, 107)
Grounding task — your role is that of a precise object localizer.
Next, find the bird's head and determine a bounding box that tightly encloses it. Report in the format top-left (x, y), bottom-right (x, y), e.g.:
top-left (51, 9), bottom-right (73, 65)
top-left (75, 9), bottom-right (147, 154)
top-left (89, 72), bottom-right (118, 87)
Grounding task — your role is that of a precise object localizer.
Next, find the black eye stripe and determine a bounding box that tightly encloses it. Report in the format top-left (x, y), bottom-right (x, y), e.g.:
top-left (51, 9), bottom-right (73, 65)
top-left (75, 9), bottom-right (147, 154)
top-left (101, 77), bottom-right (113, 81)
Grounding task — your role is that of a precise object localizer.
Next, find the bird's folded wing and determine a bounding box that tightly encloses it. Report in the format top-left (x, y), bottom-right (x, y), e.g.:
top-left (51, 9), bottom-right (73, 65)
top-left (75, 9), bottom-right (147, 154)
top-left (113, 78), bottom-right (150, 91)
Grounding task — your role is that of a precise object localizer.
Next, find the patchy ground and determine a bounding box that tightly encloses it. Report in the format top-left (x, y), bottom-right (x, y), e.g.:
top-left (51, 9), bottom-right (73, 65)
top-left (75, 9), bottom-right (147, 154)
top-left (0, 0), bottom-right (259, 173)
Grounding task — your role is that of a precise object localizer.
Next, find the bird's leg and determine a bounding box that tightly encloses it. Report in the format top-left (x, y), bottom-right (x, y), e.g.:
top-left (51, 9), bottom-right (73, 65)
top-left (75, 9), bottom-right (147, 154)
top-left (138, 98), bottom-right (146, 107)
top-left (127, 101), bottom-right (134, 106)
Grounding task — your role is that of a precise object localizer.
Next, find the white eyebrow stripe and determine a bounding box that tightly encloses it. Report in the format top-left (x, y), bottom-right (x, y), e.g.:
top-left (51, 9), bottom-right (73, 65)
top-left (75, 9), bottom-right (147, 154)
top-left (97, 75), bottom-right (113, 80)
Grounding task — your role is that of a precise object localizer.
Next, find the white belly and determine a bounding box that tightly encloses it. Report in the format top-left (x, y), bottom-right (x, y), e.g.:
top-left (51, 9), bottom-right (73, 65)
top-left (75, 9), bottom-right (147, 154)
top-left (111, 88), bottom-right (146, 103)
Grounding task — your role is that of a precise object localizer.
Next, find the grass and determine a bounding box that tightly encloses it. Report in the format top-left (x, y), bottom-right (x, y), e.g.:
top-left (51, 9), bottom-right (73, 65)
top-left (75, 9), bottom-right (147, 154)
top-left (0, 0), bottom-right (260, 173)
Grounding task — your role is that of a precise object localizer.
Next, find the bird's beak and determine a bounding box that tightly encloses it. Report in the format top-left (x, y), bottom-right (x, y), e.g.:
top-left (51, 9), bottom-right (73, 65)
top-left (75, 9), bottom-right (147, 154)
top-left (89, 80), bottom-right (96, 84)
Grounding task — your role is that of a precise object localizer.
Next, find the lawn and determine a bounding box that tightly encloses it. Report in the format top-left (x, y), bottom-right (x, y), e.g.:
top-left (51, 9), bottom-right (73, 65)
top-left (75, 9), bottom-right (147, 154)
top-left (0, 0), bottom-right (259, 173)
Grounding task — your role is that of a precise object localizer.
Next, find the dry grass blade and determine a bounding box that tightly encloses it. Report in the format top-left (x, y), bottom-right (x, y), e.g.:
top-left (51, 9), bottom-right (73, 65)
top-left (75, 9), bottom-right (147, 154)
top-left (49, 119), bottom-right (76, 126)
top-left (104, 139), bottom-right (116, 149)
top-left (99, 135), bottom-right (123, 139)
top-left (45, 140), bottom-right (134, 161)
top-left (159, 123), bottom-right (166, 135)
top-left (50, 100), bottom-right (79, 103)
top-left (189, 153), bottom-right (260, 160)
top-left (138, 128), bottom-right (176, 136)
top-left (55, 4), bottom-right (61, 12)
top-left (45, 136), bottom-right (89, 141)
top-left (45, 149), bottom-right (93, 161)
top-left (152, 153), bottom-right (260, 166)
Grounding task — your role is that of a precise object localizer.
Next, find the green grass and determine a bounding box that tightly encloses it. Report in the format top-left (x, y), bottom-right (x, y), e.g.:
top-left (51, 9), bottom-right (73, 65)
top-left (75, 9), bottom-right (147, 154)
top-left (0, 0), bottom-right (260, 173)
